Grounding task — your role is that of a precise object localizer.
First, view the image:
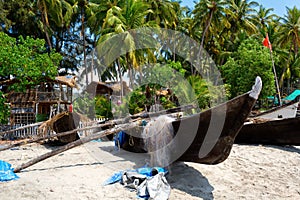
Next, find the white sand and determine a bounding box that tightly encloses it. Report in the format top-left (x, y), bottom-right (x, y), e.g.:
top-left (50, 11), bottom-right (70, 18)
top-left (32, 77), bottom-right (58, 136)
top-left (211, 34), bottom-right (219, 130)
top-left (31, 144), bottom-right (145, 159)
top-left (0, 141), bottom-right (299, 200)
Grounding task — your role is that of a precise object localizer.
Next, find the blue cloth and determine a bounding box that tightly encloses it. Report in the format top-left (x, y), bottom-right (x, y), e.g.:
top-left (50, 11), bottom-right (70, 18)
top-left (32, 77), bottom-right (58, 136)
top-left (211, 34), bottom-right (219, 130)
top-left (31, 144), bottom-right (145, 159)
top-left (141, 120), bottom-right (147, 126)
top-left (102, 171), bottom-right (123, 185)
top-left (0, 160), bottom-right (19, 182)
top-left (103, 167), bottom-right (168, 186)
top-left (137, 167), bottom-right (168, 177)
top-left (114, 131), bottom-right (127, 148)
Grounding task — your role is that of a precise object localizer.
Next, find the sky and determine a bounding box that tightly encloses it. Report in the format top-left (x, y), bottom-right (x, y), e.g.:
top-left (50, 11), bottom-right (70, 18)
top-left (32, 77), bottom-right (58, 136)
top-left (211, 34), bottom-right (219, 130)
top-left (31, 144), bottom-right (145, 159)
top-left (181, 0), bottom-right (299, 17)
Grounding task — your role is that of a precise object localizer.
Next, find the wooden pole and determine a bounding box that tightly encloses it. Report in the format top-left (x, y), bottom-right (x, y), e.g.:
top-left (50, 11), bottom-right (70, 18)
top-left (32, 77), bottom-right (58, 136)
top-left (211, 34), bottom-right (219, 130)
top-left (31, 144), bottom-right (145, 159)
top-left (270, 50), bottom-right (282, 106)
top-left (0, 122), bottom-right (113, 151)
top-left (266, 33), bottom-right (282, 106)
top-left (1, 104), bottom-right (195, 153)
top-left (13, 121), bottom-right (140, 173)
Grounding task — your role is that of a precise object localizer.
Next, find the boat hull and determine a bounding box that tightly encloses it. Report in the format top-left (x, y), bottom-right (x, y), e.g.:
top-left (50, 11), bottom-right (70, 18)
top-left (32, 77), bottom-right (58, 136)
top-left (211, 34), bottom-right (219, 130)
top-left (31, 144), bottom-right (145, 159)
top-left (53, 112), bottom-right (80, 143)
top-left (173, 92), bottom-right (257, 164)
top-left (121, 91), bottom-right (258, 165)
top-left (235, 117), bottom-right (300, 145)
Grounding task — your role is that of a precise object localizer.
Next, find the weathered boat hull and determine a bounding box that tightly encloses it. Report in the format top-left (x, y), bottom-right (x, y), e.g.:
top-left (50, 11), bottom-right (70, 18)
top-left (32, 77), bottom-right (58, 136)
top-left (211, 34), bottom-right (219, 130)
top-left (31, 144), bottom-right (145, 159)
top-left (173, 91), bottom-right (257, 164)
top-left (235, 117), bottom-right (300, 145)
top-left (121, 77), bottom-right (262, 165)
top-left (52, 112), bottom-right (80, 143)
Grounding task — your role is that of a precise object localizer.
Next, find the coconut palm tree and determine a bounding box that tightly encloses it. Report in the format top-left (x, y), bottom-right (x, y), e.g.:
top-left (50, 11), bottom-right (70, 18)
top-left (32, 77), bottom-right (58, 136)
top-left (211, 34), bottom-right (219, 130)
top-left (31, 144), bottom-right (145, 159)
top-left (223, 0), bottom-right (258, 50)
top-left (193, 0), bottom-right (226, 54)
top-left (253, 5), bottom-right (278, 32)
top-left (145, 0), bottom-right (178, 29)
top-left (97, 0), bottom-right (156, 94)
top-left (36, 0), bottom-right (56, 49)
top-left (68, 0), bottom-right (97, 85)
top-left (276, 6), bottom-right (300, 88)
top-left (36, 0), bottom-right (74, 50)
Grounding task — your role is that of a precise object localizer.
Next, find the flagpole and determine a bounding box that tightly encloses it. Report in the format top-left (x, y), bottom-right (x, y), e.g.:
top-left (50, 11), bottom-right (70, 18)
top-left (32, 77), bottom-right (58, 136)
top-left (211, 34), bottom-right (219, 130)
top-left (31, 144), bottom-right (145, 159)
top-left (266, 34), bottom-right (282, 106)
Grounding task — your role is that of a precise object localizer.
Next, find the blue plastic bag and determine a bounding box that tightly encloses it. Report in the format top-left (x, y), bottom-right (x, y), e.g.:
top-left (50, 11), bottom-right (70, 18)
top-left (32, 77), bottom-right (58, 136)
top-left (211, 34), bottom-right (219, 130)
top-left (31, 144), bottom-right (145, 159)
top-left (102, 171), bottom-right (123, 185)
top-left (114, 131), bottom-right (127, 148)
top-left (0, 160), bottom-right (19, 182)
top-left (103, 167), bottom-right (168, 186)
top-left (137, 167), bottom-right (168, 177)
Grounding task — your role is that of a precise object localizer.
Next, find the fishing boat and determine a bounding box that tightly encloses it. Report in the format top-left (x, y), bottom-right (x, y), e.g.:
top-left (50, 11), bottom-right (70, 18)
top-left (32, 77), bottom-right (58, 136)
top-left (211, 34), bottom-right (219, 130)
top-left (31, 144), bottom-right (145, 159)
top-left (235, 102), bottom-right (300, 145)
top-left (52, 112), bottom-right (81, 143)
top-left (119, 77), bottom-right (262, 165)
top-left (37, 111), bottom-right (81, 144)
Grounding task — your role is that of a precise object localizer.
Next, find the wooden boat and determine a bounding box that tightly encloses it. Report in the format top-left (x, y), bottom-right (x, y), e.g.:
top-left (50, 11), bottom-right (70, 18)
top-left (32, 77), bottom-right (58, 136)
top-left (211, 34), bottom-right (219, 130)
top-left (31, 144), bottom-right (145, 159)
top-left (249, 101), bottom-right (299, 119)
top-left (52, 112), bottom-right (81, 143)
top-left (235, 102), bottom-right (300, 145)
top-left (120, 77), bottom-right (262, 164)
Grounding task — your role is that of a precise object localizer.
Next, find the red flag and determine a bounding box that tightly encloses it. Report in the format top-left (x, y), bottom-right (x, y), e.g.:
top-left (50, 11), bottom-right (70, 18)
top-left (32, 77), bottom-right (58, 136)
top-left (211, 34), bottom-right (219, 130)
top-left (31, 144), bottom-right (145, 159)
top-left (263, 34), bottom-right (272, 51)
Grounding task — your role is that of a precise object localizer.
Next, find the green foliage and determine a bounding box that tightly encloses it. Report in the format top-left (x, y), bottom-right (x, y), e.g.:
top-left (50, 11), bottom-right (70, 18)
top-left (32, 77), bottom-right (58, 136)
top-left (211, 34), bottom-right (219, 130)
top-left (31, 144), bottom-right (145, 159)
top-left (187, 75), bottom-right (229, 109)
top-left (221, 37), bottom-right (275, 99)
top-left (94, 95), bottom-right (113, 119)
top-left (35, 113), bottom-right (49, 122)
top-left (187, 75), bottom-right (210, 109)
top-left (0, 91), bottom-right (10, 124)
top-left (73, 93), bottom-right (95, 119)
top-left (0, 32), bottom-right (62, 92)
top-left (168, 61), bottom-right (187, 77)
top-left (0, 32), bottom-right (61, 124)
top-left (128, 88), bottom-right (147, 114)
top-left (126, 85), bottom-right (176, 115)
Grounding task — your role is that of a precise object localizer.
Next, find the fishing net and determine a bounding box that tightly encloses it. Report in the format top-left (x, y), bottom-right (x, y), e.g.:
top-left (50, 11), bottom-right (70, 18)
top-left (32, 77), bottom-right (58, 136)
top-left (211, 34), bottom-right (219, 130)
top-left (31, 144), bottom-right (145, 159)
top-left (141, 115), bottom-right (176, 167)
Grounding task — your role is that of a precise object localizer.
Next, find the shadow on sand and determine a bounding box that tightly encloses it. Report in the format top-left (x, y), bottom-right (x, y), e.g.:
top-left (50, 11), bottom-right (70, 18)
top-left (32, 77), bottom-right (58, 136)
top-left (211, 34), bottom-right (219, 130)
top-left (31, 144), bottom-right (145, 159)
top-left (98, 143), bottom-right (214, 199)
top-left (167, 162), bottom-right (214, 199)
top-left (22, 162), bottom-right (104, 172)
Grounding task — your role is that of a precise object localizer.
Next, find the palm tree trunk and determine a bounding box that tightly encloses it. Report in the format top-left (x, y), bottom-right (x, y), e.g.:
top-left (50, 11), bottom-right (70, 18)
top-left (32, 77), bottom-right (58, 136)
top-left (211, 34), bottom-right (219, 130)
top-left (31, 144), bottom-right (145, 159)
top-left (126, 53), bottom-right (133, 88)
top-left (200, 11), bottom-right (213, 55)
top-left (117, 58), bottom-right (123, 99)
top-left (197, 10), bottom-right (213, 76)
top-left (81, 6), bottom-right (88, 86)
top-left (41, 12), bottom-right (52, 50)
top-left (91, 48), bottom-right (94, 82)
top-left (279, 43), bottom-right (293, 88)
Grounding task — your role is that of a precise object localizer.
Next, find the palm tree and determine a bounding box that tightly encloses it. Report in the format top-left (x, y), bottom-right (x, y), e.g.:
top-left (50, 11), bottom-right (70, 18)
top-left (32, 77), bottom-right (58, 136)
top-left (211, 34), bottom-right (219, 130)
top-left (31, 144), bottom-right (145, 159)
top-left (224, 0), bottom-right (258, 49)
top-left (276, 6), bottom-right (300, 89)
top-left (193, 0), bottom-right (226, 54)
top-left (36, 0), bottom-right (73, 50)
top-left (253, 5), bottom-right (278, 32)
top-left (192, 0), bottom-right (227, 77)
top-left (36, 0), bottom-right (55, 49)
top-left (145, 0), bottom-right (178, 29)
top-left (70, 0), bottom-right (97, 86)
top-left (97, 0), bottom-right (155, 94)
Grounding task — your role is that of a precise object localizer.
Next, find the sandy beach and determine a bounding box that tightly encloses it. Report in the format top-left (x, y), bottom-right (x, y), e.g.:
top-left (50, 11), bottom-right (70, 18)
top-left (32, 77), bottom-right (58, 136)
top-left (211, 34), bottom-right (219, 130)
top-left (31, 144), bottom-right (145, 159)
top-left (0, 141), bottom-right (299, 200)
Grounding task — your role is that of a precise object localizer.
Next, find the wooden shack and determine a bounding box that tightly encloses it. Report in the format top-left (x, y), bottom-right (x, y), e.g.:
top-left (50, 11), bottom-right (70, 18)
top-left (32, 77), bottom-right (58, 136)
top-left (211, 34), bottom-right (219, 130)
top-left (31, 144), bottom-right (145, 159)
top-left (3, 76), bottom-right (77, 125)
top-left (86, 81), bottom-right (113, 97)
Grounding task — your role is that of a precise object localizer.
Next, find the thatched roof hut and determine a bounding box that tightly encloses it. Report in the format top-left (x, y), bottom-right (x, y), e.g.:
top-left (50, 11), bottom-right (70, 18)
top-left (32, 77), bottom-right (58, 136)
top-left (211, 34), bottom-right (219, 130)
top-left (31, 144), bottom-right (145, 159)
top-left (109, 81), bottom-right (132, 96)
top-left (86, 81), bottom-right (113, 96)
top-left (2, 75), bottom-right (77, 125)
top-left (55, 76), bottom-right (77, 88)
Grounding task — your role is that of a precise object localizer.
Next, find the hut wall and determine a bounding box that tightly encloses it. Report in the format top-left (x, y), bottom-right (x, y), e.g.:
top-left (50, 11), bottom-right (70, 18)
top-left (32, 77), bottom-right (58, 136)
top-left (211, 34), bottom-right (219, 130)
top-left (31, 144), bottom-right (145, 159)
top-left (7, 81), bottom-right (74, 125)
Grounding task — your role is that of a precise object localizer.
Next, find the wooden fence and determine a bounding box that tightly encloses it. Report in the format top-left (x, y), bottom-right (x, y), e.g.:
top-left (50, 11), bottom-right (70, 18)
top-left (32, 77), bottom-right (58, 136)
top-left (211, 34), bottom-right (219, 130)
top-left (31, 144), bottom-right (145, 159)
top-left (0, 117), bottom-right (107, 140)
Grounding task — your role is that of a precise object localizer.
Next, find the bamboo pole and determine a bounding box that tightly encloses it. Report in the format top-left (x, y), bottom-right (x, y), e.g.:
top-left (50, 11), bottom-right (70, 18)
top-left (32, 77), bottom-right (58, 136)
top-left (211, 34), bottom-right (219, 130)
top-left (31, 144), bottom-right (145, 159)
top-left (13, 121), bottom-right (140, 173)
top-left (0, 122), bottom-right (113, 151)
top-left (266, 33), bottom-right (282, 106)
top-left (1, 104), bottom-right (194, 151)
